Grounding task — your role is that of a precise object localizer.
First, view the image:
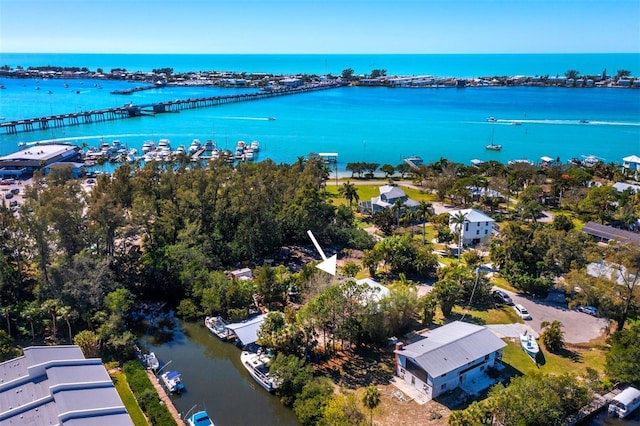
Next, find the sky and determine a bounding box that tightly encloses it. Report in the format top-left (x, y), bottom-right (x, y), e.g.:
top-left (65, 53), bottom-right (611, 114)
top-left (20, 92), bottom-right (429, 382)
top-left (1, 0), bottom-right (639, 54)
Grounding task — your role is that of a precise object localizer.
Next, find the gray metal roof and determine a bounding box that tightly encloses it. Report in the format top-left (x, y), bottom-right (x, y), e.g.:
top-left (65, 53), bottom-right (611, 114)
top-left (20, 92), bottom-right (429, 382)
top-left (396, 321), bottom-right (506, 377)
top-left (582, 221), bottom-right (640, 246)
top-left (0, 345), bottom-right (133, 425)
top-left (226, 314), bottom-right (268, 345)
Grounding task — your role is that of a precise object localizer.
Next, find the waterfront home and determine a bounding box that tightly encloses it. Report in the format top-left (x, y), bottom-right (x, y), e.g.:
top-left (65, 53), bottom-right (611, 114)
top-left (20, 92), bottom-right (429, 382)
top-left (355, 278), bottom-right (391, 304)
top-left (622, 155), bottom-right (640, 171)
top-left (449, 209), bottom-right (496, 245)
top-left (358, 184), bottom-right (419, 214)
top-left (394, 321), bottom-right (506, 400)
top-left (0, 345), bottom-right (133, 425)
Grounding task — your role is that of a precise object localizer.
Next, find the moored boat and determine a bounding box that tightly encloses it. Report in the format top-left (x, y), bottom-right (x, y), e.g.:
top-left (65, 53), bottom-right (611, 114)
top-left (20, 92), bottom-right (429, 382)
top-left (608, 386), bottom-right (640, 419)
top-left (144, 352), bottom-right (160, 371)
top-left (205, 316), bottom-right (233, 340)
top-left (519, 330), bottom-right (539, 359)
top-left (240, 345), bottom-right (281, 392)
top-left (485, 143), bottom-right (502, 151)
top-left (161, 370), bottom-right (185, 393)
top-left (187, 410), bottom-right (214, 426)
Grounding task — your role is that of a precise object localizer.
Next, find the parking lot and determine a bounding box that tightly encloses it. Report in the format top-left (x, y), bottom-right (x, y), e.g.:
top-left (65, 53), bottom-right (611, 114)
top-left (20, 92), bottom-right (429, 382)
top-left (501, 288), bottom-right (608, 344)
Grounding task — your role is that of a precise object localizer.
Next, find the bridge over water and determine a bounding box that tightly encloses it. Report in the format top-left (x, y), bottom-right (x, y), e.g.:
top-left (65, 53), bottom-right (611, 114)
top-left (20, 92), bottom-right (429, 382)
top-left (0, 82), bottom-right (343, 135)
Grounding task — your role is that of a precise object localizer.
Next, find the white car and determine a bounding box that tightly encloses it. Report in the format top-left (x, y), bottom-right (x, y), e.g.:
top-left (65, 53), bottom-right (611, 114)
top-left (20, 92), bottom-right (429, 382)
top-left (514, 304), bottom-right (532, 320)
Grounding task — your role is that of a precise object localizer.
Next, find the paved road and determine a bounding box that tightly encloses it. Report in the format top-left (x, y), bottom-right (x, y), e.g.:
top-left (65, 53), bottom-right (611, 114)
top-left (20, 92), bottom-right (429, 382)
top-left (501, 288), bottom-right (608, 344)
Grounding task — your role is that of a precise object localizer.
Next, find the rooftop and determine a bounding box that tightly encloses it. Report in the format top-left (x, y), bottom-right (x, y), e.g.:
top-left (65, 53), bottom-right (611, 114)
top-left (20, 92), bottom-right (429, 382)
top-left (0, 345), bottom-right (132, 425)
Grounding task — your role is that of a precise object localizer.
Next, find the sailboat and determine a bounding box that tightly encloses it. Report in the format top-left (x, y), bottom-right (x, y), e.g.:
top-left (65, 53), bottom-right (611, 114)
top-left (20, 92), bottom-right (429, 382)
top-left (485, 128), bottom-right (502, 151)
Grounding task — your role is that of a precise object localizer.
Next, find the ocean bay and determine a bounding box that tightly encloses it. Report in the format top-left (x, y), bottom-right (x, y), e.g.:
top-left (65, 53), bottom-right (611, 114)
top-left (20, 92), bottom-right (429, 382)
top-left (1, 76), bottom-right (638, 172)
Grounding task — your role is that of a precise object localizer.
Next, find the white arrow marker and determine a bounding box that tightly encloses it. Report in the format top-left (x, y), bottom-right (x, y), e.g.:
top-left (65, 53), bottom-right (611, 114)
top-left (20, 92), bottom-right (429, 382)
top-left (307, 230), bottom-right (337, 276)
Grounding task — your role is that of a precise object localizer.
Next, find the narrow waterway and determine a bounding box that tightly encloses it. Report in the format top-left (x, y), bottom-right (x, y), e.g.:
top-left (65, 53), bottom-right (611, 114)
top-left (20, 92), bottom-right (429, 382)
top-left (586, 408), bottom-right (640, 425)
top-left (140, 320), bottom-right (300, 426)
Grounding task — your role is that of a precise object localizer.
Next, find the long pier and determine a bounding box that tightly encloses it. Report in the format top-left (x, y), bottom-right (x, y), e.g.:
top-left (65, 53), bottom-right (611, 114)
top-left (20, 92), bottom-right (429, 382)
top-left (0, 82), bottom-right (343, 135)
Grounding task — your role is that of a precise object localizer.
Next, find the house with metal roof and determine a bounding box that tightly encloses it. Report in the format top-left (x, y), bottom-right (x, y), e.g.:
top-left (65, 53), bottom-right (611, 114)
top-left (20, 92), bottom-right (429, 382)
top-left (393, 321), bottom-right (506, 400)
top-left (581, 221), bottom-right (640, 246)
top-left (358, 184), bottom-right (420, 214)
top-left (0, 345), bottom-right (133, 425)
top-left (622, 155), bottom-right (640, 171)
top-left (449, 209), bottom-right (496, 245)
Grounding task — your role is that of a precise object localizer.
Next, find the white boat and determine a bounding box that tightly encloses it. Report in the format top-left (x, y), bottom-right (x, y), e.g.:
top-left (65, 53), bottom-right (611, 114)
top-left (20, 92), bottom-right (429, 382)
top-left (142, 141), bottom-right (155, 153)
top-left (157, 138), bottom-right (171, 151)
top-left (250, 140), bottom-right (260, 152)
top-left (404, 155), bottom-right (423, 166)
top-left (485, 143), bottom-right (502, 151)
top-left (189, 139), bottom-right (202, 153)
top-left (205, 316), bottom-right (233, 340)
top-left (486, 117), bottom-right (496, 122)
top-left (608, 386), bottom-right (640, 419)
top-left (204, 140), bottom-right (215, 151)
top-left (519, 330), bottom-right (539, 358)
top-left (144, 352), bottom-right (159, 371)
top-left (244, 149), bottom-right (255, 161)
top-left (160, 370), bottom-right (185, 393)
top-left (187, 410), bottom-right (214, 426)
top-left (240, 345), bottom-right (281, 392)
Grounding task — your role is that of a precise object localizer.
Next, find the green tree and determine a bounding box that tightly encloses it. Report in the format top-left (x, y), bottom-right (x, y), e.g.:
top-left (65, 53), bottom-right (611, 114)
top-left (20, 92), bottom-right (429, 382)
top-left (73, 329), bottom-right (100, 358)
top-left (338, 181), bottom-right (359, 208)
top-left (270, 353), bottom-right (314, 407)
top-left (321, 391), bottom-right (365, 426)
top-left (380, 164), bottom-right (395, 178)
top-left (362, 385), bottom-right (381, 426)
top-left (540, 320), bottom-right (565, 353)
top-left (416, 201), bottom-right (433, 245)
top-left (605, 320), bottom-right (640, 386)
top-left (0, 330), bottom-right (20, 362)
top-left (341, 261), bottom-right (360, 278)
top-left (293, 377), bottom-right (334, 426)
top-left (341, 68), bottom-right (355, 80)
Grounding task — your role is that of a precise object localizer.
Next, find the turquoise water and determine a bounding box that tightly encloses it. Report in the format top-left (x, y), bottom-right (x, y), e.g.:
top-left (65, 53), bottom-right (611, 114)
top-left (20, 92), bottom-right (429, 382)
top-left (0, 54), bottom-right (639, 172)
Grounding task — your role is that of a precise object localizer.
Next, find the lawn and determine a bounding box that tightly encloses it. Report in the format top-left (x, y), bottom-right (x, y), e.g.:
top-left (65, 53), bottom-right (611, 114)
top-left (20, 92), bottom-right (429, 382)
top-left (501, 339), bottom-right (606, 378)
top-left (110, 370), bottom-right (148, 426)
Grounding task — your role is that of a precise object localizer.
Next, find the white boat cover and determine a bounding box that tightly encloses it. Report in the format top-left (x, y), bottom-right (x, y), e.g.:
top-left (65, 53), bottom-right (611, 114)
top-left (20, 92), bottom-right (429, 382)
top-left (226, 314), bottom-right (268, 345)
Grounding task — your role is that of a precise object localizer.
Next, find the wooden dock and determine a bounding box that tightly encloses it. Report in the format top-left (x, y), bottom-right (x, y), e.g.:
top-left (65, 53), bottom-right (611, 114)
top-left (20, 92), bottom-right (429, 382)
top-left (565, 387), bottom-right (622, 425)
top-left (0, 82), bottom-right (344, 135)
top-left (146, 369), bottom-right (185, 426)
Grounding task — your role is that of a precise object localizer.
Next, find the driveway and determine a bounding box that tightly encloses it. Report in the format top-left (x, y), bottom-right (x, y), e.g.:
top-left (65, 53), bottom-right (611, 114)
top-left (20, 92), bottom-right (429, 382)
top-left (500, 288), bottom-right (608, 344)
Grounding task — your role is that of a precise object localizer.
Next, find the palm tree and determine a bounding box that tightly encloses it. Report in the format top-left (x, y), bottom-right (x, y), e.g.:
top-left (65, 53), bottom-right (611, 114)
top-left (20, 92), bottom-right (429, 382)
top-left (339, 181), bottom-right (359, 208)
top-left (392, 199), bottom-right (405, 226)
top-left (362, 385), bottom-right (381, 426)
top-left (450, 211), bottom-right (468, 260)
top-left (416, 201), bottom-right (433, 245)
top-left (540, 320), bottom-right (565, 353)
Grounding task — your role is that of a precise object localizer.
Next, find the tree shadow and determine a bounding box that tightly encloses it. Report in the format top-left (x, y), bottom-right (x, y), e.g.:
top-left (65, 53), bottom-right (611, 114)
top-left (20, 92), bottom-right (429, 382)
top-left (317, 344), bottom-right (395, 389)
top-left (555, 347), bottom-right (583, 362)
top-left (446, 311), bottom-right (486, 325)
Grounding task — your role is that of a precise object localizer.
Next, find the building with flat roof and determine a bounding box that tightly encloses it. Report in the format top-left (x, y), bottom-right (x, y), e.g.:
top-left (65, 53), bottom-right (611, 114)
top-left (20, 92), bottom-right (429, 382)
top-left (0, 143), bottom-right (82, 178)
top-left (0, 345), bottom-right (133, 425)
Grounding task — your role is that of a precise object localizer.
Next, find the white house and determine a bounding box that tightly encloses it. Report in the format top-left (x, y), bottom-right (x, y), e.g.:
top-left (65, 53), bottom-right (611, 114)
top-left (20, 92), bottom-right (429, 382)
top-left (355, 278), bottom-right (391, 303)
top-left (449, 209), bottom-right (495, 245)
top-left (622, 155), bottom-right (640, 172)
top-left (394, 321), bottom-right (506, 400)
top-left (358, 184), bottom-right (420, 214)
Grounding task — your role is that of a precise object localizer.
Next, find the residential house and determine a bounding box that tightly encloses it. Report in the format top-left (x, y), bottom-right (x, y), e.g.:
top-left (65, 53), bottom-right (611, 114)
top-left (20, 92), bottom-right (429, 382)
top-left (394, 321), bottom-right (506, 400)
top-left (581, 222), bottom-right (640, 246)
top-left (358, 184), bottom-right (419, 214)
top-left (449, 209), bottom-right (496, 245)
top-left (622, 155), bottom-right (640, 172)
top-left (355, 278), bottom-right (391, 303)
top-left (0, 345), bottom-right (133, 425)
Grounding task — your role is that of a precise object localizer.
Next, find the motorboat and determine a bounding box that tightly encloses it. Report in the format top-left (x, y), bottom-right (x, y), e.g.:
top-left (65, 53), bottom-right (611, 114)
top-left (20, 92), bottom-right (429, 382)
top-left (187, 410), bottom-right (214, 426)
top-left (240, 345), bottom-right (281, 392)
top-left (144, 352), bottom-right (159, 371)
top-left (486, 117), bottom-right (496, 122)
top-left (189, 139), bottom-right (202, 153)
top-left (519, 330), bottom-right (539, 359)
top-left (205, 316), bottom-right (233, 340)
top-left (608, 386), bottom-right (640, 418)
top-left (404, 155), bottom-right (423, 166)
top-left (160, 370), bottom-right (185, 393)
top-left (250, 140), bottom-right (260, 152)
top-left (142, 141), bottom-right (155, 153)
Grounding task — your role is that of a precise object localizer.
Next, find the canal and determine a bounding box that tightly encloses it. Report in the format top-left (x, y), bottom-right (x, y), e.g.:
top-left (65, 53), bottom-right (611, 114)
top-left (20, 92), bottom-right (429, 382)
top-left (140, 319), bottom-right (300, 426)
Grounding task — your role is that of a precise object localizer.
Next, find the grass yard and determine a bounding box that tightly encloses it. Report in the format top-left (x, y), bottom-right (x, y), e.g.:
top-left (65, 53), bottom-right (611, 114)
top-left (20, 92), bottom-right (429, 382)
top-left (501, 340), bottom-right (606, 378)
top-left (110, 370), bottom-right (148, 426)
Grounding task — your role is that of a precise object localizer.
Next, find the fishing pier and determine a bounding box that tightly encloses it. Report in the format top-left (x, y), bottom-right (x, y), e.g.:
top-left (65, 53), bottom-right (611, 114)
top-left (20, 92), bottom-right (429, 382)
top-left (0, 82), bottom-right (343, 135)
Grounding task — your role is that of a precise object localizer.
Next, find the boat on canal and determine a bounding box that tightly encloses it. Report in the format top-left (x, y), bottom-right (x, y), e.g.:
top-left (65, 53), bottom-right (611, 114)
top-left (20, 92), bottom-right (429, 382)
top-left (144, 352), bottom-right (160, 371)
top-left (205, 316), bottom-right (233, 340)
top-left (608, 386), bottom-right (640, 419)
top-left (519, 330), bottom-right (539, 359)
top-left (240, 344), bottom-right (281, 392)
top-left (187, 410), bottom-right (215, 426)
top-left (161, 370), bottom-right (185, 393)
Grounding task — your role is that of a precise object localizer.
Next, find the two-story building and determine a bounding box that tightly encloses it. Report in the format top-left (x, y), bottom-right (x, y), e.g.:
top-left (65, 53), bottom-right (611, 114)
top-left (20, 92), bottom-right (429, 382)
top-left (358, 184), bottom-right (419, 214)
top-left (394, 321), bottom-right (506, 400)
top-left (449, 208), bottom-right (495, 245)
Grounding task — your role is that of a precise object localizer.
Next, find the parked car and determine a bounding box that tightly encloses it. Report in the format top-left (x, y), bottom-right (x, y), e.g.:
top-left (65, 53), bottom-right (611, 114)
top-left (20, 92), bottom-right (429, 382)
top-left (4, 193), bottom-right (13, 199)
top-left (514, 304), bottom-right (532, 320)
top-left (9, 200), bottom-right (18, 207)
top-left (492, 289), bottom-right (513, 305)
top-left (577, 305), bottom-right (598, 316)
top-left (10, 188), bottom-right (19, 194)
